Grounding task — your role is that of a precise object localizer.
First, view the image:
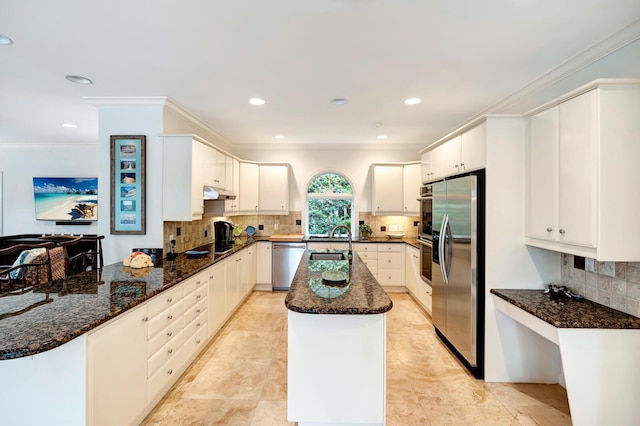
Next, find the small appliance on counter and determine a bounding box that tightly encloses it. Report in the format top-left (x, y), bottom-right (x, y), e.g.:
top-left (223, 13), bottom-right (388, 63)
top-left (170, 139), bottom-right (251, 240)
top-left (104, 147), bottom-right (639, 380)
top-left (214, 220), bottom-right (235, 253)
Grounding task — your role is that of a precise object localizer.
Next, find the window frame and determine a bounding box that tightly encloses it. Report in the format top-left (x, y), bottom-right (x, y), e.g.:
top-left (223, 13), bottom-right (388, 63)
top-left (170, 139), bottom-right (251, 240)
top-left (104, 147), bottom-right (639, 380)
top-left (305, 172), bottom-right (355, 238)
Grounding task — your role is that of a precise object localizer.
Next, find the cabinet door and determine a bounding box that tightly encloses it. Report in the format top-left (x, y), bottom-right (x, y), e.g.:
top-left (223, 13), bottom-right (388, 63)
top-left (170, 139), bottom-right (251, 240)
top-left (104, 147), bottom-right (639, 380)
top-left (257, 242), bottom-right (272, 284)
top-left (526, 107), bottom-right (559, 241)
top-left (202, 145), bottom-right (218, 187)
top-left (225, 252), bottom-right (242, 314)
top-left (372, 165), bottom-right (403, 215)
top-left (403, 163), bottom-right (421, 215)
top-left (87, 303), bottom-right (148, 426)
top-left (239, 162), bottom-right (259, 213)
top-left (163, 138), bottom-right (203, 221)
top-left (259, 164), bottom-right (289, 213)
top-left (420, 151), bottom-right (432, 183)
top-left (405, 246), bottom-right (418, 296)
top-left (245, 246), bottom-right (257, 295)
top-left (558, 90), bottom-right (598, 248)
top-left (460, 122), bottom-right (486, 172)
top-left (225, 158), bottom-right (240, 215)
top-left (430, 144), bottom-right (444, 181)
top-left (440, 135), bottom-right (461, 177)
top-left (208, 262), bottom-right (226, 337)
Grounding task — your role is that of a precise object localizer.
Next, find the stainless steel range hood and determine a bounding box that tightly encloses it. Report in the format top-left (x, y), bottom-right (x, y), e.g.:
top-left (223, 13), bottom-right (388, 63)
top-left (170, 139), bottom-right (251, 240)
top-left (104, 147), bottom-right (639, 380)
top-left (203, 185), bottom-right (236, 200)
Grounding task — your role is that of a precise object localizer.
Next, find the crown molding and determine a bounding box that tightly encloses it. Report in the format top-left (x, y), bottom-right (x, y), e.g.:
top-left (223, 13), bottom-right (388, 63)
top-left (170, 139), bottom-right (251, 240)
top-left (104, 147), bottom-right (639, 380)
top-left (83, 96), bottom-right (169, 107)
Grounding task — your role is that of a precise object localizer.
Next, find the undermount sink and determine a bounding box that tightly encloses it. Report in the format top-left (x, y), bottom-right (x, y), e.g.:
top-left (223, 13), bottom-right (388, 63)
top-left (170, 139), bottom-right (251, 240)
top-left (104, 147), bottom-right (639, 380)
top-left (309, 252), bottom-right (346, 261)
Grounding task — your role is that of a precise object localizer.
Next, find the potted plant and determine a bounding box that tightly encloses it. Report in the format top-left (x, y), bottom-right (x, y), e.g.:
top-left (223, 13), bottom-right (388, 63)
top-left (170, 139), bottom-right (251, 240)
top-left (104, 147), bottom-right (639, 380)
top-left (359, 223), bottom-right (372, 240)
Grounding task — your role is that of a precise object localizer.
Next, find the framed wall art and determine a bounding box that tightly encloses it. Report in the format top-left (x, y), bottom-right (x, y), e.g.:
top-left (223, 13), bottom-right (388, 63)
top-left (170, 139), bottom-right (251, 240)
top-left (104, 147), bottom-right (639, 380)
top-left (110, 135), bottom-right (146, 234)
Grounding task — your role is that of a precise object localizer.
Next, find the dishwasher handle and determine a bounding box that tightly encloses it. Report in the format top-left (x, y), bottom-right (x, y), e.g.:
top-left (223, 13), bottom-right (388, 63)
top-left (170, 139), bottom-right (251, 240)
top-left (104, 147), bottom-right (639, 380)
top-left (272, 243), bottom-right (307, 249)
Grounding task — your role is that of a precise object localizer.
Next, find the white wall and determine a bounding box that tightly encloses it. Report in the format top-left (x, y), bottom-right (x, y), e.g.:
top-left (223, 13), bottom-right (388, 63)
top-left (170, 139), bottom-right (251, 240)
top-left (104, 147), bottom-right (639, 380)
top-left (234, 144), bottom-right (422, 214)
top-left (0, 144), bottom-right (99, 236)
top-left (483, 116), bottom-right (562, 382)
top-left (94, 104), bottom-right (165, 265)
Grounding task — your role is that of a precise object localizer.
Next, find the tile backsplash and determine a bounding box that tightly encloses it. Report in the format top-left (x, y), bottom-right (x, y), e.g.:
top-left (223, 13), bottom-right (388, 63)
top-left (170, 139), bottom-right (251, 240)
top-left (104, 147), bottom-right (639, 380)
top-left (562, 254), bottom-right (640, 318)
top-left (164, 210), bottom-right (419, 254)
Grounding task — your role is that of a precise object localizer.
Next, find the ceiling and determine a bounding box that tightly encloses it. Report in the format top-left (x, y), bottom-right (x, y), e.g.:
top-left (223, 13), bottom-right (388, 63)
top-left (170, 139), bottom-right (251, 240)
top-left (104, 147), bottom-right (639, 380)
top-left (2, 0), bottom-right (640, 149)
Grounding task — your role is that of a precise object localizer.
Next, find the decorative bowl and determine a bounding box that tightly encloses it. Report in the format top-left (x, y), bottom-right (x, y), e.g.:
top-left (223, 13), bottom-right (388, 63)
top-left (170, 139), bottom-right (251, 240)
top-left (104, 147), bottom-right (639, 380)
top-left (386, 232), bottom-right (405, 239)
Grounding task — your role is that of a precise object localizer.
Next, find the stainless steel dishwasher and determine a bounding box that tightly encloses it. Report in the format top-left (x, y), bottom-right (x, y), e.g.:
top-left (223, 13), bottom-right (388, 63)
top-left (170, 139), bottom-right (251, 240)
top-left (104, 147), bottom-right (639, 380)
top-left (272, 242), bottom-right (307, 290)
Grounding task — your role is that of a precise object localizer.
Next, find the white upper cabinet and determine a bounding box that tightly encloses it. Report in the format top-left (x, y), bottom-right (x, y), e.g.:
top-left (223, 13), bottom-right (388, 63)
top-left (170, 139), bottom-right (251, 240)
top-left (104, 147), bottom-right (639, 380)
top-left (259, 164), bottom-right (290, 214)
top-left (372, 163), bottom-right (422, 216)
top-left (239, 162), bottom-right (259, 213)
top-left (460, 122), bottom-right (486, 173)
top-left (403, 163), bottom-right (420, 215)
top-left (525, 81), bottom-right (640, 261)
top-left (422, 121), bottom-right (486, 181)
top-left (224, 158), bottom-right (240, 216)
top-left (162, 136), bottom-right (206, 221)
top-left (238, 162), bottom-right (290, 215)
top-left (371, 165), bottom-right (403, 215)
top-left (203, 147), bottom-right (229, 190)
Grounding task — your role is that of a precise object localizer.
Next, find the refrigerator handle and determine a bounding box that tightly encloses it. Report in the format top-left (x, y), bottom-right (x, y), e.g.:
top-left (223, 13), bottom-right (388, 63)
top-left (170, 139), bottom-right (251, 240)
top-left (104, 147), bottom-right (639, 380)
top-left (444, 216), bottom-right (453, 282)
top-left (439, 214), bottom-right (449, 284)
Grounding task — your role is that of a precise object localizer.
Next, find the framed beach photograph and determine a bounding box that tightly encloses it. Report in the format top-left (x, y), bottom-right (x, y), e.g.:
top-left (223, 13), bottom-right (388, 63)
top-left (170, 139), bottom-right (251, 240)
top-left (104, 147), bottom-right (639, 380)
top-left (110, 135), bottom-right (146, 234)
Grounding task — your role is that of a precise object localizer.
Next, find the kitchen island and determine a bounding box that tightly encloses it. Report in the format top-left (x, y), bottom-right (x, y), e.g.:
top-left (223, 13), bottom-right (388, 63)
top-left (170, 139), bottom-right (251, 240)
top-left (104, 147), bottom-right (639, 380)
top-left (285, 249), bottom-right (392, 426)
top-left (491, 289), bottom-right (640, 426)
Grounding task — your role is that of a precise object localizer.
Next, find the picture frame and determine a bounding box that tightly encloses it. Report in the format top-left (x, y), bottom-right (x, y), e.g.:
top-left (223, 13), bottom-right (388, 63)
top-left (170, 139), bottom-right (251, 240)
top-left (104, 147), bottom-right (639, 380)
top-left (110, 135), bottom-right (146, 234)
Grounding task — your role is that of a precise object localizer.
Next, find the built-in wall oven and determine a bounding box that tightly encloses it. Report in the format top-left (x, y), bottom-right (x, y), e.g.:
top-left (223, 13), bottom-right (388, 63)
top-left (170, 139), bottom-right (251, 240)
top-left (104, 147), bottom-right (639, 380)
top-left (418, 184), bottom-right (433, 282)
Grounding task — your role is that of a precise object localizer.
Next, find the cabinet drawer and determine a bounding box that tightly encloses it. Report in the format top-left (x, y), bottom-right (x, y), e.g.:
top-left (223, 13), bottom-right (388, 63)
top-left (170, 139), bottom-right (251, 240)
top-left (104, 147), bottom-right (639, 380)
top-left (378, 252), bottom-right (402, 268)
top-left (377, 268), bottom-right (403, 285)
top-left (377, 243), bottom-right (402, 253)
top-left (184, 298), bottom-right (207, 327)
top-left (184, 285), bottom-right (207, 311)
top-left (184, 326), bottom-right (209, 363)
top-left (147, 346), bottom-right (184, 404)
top-left (148, 320), bottom-right (182, 356)
top-left (307, 242), bottom-right (331, 250)
top-left (147, 285), bottom-right (183, 319)
top-left (148, 301), bottom-right (184, 340)
top-left (361, 259), bottom-right (378, 271)
top-left (148, 329), bottom-right (184, 378)
top-left (357, 251), bottom-right (378, 260)
top-left (183, 272), bottom-right (208, 298)
top-left (353, 243), bottom-right (376, 252)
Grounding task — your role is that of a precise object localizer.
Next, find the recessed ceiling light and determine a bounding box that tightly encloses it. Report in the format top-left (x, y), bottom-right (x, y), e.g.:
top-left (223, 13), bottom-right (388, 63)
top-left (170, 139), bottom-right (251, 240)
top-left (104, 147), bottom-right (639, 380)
top-left (404, 97), bottom-right (422, 105)
top-left (0, 34), bottom-right (13, 45)
top-left (274, 135), bottom-right (285, 140)
top-left (62, 123), bottom-right (78, 128)
top-left (65, 75), bottom-right (93, 85)
top-left (249, 98), bottom-right (266, 106)
top-left (331, 98), bottom-right (348, 105)
top-left (377, 135), bottom-right (388, 140)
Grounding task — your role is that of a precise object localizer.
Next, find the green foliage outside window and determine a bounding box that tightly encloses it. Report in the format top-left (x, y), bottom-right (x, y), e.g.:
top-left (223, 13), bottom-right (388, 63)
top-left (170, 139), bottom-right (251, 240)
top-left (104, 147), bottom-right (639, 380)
top-left (307, 173), bottom-right (353, 236)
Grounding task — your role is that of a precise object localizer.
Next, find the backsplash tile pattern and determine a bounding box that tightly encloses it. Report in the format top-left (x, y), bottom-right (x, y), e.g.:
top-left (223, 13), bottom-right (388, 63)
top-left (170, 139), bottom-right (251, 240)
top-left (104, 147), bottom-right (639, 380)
top-left (562, 254), bottom-right (640, 318)
top-left (358, 212), bottom-right (419, 239)
top-left (164, 211), bottom-right (419, 254)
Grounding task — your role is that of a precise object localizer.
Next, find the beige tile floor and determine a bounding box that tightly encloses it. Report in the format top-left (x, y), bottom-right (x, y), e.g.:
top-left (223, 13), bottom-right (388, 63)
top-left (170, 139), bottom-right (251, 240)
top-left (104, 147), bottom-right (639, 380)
top-left (142, 292), bottom-right (571, 425)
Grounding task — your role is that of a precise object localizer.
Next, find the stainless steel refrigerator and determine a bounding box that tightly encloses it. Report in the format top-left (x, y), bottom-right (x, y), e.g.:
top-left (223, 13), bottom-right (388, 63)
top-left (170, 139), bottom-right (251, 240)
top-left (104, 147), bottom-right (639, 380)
top-left (432, 172), bottom-right (484, 379)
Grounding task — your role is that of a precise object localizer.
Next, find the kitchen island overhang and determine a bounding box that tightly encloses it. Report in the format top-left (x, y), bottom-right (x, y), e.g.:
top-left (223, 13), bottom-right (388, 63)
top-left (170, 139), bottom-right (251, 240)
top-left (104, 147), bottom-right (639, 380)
top-left (285, 249), bottom-right (392, 426)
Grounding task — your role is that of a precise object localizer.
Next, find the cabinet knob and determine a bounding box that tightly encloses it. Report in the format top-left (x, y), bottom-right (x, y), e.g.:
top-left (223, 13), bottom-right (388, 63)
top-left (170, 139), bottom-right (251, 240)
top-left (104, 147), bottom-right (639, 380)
top-left (168, 348), bottom-right (173, 354)
top-left (167, 331), bottom-right (173, 337)
top-left (142, 316), bottom-right (149, 322)
top-left (460, 163), bottom-right (465, 170)
top-left (168, 369), bottom-right (173, 375)
top-left (559, 229), bottom-right (566, 234)
top-left (167, 297), bottom-right (173, 303)
top-left (197, 294), bottom-right (202, 299)
top-left (196, 339), bottom-right (201, 344)
top-left (196, 322), bottom-right (201, 327)
top-left (167, 315), bottom-right (173, 320)
top-left (196, 309), bottom-right (201, 314)
top-left (546, 227), bottom-right (553, 232)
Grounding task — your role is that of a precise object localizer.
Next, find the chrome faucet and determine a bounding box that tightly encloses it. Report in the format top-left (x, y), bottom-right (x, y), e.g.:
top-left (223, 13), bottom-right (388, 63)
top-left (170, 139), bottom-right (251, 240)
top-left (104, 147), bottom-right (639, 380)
top-left (330, 224), bottom-right (352, 263)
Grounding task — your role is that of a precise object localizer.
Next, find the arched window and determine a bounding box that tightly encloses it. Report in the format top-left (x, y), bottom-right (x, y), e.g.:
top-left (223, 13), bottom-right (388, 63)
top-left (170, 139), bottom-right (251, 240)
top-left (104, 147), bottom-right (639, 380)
top-left (307, 173), bottom-right (353, 237)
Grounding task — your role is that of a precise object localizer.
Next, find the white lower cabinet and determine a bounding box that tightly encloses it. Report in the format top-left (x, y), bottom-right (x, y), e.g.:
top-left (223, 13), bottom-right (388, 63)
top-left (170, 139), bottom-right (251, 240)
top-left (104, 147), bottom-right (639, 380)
top-left (405, 245), bottom-right (432, 314)
top-left (208, 261), bottom-right (226, 338)
top-left (354, 243), bottom-right (378, 279)
top-left (87, 303), bottom-right (148, 426)
top-left (257, 241), bottom-right (272, 286)
top-left (377, 244), bottom-right (404, 287)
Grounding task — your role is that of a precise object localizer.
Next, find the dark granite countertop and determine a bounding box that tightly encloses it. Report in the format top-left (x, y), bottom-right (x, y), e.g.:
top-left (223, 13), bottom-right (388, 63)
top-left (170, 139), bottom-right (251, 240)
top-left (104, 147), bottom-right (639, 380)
top-left (0, 239), bottom-right (260, 360)
top-left (285, 250), bottom-right (393, 315)
top-left (491, 289), bottom-right (640, 329)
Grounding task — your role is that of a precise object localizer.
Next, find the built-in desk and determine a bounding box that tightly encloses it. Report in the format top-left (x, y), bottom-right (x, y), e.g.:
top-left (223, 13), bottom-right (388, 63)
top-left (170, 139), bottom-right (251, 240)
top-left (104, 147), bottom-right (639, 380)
top-left (491, 289), bottom-right (640, 426)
